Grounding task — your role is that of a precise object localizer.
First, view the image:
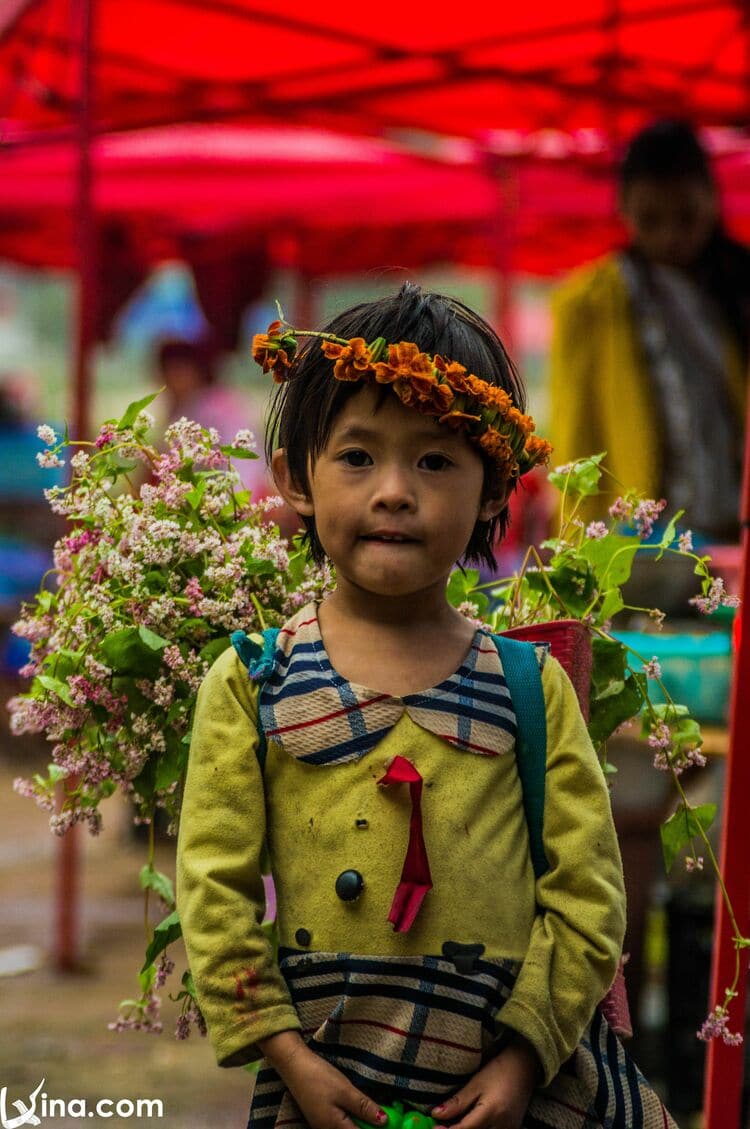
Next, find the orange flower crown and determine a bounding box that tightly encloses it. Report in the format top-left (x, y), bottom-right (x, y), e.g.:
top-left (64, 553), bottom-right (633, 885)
top-left (253, 321), bottom-right (552, 478)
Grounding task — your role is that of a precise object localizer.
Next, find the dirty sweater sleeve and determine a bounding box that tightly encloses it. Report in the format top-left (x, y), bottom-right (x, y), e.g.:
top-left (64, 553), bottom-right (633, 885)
top-left (496, 655), bottom-right (627, 1085)
top-left (176, 646), bottom-right (301, 1067)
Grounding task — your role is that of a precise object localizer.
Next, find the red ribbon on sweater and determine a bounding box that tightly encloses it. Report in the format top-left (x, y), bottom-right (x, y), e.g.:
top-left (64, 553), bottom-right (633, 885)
top-left (377, 755), bottom-right (433, 932)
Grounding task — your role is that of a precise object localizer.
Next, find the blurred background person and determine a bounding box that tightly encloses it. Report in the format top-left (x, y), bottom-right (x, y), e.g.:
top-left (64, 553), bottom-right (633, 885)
top-left (155, 337), bottom-right (272, 503)
top-left (549, 119), bottom-right (750, 544)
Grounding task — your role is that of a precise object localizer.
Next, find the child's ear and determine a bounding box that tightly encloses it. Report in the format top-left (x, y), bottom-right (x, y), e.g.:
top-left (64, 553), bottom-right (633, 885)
top-left (477, 481), bottom-right (511, 523)
top-left (271, 448), bottom-right (315, 517)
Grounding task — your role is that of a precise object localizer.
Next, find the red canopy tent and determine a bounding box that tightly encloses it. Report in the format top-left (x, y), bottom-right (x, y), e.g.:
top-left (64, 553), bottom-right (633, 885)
top-left (2, 0), bottom-right (748, 137)
top-left (3, 122), bottom-right (750, 281)
top-left (2, 4), bottom-right (750, 1126)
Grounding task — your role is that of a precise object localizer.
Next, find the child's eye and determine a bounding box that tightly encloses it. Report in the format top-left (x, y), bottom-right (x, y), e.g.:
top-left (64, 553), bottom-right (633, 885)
top-left (340, 449), bottom-right (372, 467)
top-left (420, 453), bottom-right (453, 471)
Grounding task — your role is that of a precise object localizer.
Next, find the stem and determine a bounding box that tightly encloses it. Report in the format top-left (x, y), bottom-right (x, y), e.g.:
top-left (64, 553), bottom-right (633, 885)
top-left (289, 328), bottom-right (351, 347)
top-left (144, 818), bottom-right (155, 940)
top-left (251, 593), bottom-right (267, 630)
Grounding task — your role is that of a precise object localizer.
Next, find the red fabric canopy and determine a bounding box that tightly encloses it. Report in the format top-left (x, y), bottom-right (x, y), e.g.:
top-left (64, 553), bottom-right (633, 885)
top-left (2, 1), bottom-right (748, 138)
top-left (2, 123), bottom-right (750, 278)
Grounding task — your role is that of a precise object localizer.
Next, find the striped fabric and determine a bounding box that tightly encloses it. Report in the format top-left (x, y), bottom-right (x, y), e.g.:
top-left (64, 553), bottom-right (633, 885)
top-left (259, 603), bottom-right (518, 765)
top-left (247, 951), bottom-right (676, 1129)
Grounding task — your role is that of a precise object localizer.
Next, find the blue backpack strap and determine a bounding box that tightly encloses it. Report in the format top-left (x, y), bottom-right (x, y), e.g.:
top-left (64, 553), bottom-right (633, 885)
top-left (230, 627), bottom-right (281, 772)
top-left (491, 634), bottom-right (550, 879)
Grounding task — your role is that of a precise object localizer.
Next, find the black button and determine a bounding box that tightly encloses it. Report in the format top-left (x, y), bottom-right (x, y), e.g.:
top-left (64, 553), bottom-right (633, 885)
top-left (335, 869), bottom-right (364, 901)
top-left (295, 928), bottom-right (312, 947)
top-left (442, 941), bottom-right (485, 974)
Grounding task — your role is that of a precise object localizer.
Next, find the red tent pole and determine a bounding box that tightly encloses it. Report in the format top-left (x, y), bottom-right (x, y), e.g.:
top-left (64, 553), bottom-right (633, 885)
top-left (703, 389), bottom-right (750, 1126)
top-left (55, 0), bottom-right (95, 973)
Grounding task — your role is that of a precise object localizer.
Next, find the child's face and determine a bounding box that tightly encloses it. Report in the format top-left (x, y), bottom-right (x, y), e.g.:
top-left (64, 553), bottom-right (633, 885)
top-left (274, 385), bottom-right (506, 600)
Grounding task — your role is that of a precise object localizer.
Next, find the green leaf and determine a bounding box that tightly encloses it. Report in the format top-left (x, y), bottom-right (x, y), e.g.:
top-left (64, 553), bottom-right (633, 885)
top-left (155, 730), bottom-right (189, 790)
top-left (660, 803), bottom-right (717, 873)
top-left (656, 510), bottom-right (684, 560)
top-left (139, 962), bottom-right (156, 995)
top-left (181, 969), bottom-right (196, 996)
top-left (446, 569), bottom-right (479, 607)
top-left (529, 562), bottom-right (596, 618)
top-left (219, 445), bottom-right (259, 460)
top-left (42, 649), bottom-right (81, 683)
top-left (118, 392), bottom-right (159, 430)
top-left (102, 627), bottom-right (164, 677)
top-left (186, 478), bottom-right (207, 509)
top-left (588, 671), bottom-right (646, 748)
top-left (176, 617), bottom-right (211, 638)
top-left (548, 453), bottom-right (605, 497)
top-left (140, 864), bottom-right (175, 907)
top-left (199, 637), bottom-right (231, 666)
top-left (671, 716), bottom-right (703, 754)
top-left (591, 636), bottom-right (627, 702)
top-left (580, 533), bottom-right (639, 589)
top-left (138, 626), bottom-right (169, 652)
top-left (285, 549), bottom-right (308, 589)
top-left (243, 557), bottom-right (277, 577)
top-left (597, 587), bottom-right (624, 625)
top-left (141, 910), bottom-right (182, 973)
top-left (37, 675), bottom-right (74, 707)
top-left (36, 590), bottom-right (55, 613)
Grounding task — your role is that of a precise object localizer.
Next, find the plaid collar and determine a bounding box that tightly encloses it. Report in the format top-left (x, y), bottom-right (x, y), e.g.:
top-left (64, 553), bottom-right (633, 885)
top-left (258, 602), bottom-right (517, 766)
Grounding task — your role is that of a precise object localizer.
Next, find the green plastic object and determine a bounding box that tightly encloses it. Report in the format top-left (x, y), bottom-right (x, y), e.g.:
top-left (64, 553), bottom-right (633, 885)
top-left (613, 629), bottom-right (733, 724)
top-left (352, 1101), bottom-right (436, 1129)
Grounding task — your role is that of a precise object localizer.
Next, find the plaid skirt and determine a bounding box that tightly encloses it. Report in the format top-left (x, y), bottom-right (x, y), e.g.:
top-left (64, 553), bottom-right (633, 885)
top-left (247, 949), bottom-right (678, 1129)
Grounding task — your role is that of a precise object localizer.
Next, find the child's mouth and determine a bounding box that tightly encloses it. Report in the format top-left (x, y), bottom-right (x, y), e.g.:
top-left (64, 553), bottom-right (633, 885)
top-left (360, 533), bottom-right (418, 544)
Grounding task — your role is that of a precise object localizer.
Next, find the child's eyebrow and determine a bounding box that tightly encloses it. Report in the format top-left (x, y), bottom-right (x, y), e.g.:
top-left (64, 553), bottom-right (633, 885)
top-left (335, 424), bottom-right (459, 444)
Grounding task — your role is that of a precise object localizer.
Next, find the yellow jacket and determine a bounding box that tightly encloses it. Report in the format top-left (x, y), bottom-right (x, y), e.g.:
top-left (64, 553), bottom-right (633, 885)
top-left (549, 254), bottom-right (746, 515)
top-left (176, 614), bottom-right (626, 1090)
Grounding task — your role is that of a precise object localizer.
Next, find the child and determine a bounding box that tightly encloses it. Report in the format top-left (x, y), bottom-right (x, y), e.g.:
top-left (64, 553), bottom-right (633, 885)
top-left (176, 284), bottom-right (677, 1129)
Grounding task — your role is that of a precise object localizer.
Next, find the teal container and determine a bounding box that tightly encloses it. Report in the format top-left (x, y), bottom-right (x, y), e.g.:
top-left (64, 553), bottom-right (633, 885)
top-left (613, 630), bottom-right (733, 724)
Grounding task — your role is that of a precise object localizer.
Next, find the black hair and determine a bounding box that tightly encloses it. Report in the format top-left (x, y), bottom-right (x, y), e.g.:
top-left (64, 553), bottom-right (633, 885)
top-left (620, 119), bottom-right (714, 189)
top-left (264, 282), bottom-right (526, 570)
top-left (620, 118), bottom-right (750, 360)
top-left (156, 338), bottom-right (216, 385)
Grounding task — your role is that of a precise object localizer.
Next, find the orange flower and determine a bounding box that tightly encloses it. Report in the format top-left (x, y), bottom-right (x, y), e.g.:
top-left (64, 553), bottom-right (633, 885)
top-left (522, 434), bottom-right (553, 468)
top-left (252, 329), bottom-right (293, 383)
top-left (438, 409), bottom-right (481, 431)
top-left (321, 337), bottom-right (373, 382)
top-left (434, 355), bottom-right (472, 395)
top-left (477, 428), bottom-right (517, 475)
top-left (372, 341), bottom-right (434, 384)
top-left (506, 406), bottom-right (536, 437)
top-left (483, 384), bottom-right (514, 415)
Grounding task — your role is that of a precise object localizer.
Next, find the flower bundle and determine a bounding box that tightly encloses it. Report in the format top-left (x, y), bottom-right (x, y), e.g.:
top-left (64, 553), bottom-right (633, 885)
top-left (11, 398), bottom-right (332, 835)
top-left (252, 321), bottom-right (552, 479)
top-left (9, 397), bottom-right (334, 1038)
top-left (446, 452), bottom-right (746, 1048)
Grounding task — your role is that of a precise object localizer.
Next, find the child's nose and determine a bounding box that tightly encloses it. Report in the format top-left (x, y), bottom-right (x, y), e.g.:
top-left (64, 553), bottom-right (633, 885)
top-left (371, 465), bottom-right (417, 511)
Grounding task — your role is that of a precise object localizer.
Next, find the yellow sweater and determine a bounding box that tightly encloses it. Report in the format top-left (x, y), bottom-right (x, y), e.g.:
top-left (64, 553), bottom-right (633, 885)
top-left (176, 627), bottom-right (626, 1089)
top-left (549, 254), bottom-right (746, 517)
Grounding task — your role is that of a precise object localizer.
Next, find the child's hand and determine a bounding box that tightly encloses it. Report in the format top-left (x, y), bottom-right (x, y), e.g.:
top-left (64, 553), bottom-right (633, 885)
top-left (271, 1039), bottom-right (387, 1129)
top-left (430, 1036), bottom-right (541, 1129)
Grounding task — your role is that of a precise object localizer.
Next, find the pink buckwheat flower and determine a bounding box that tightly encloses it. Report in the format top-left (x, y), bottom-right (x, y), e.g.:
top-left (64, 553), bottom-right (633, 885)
top-left (648, 722), bottom-right (671, 751)
top-left (36, 423), bottom-right (57, 445)
top-left (94, 425), bottom-right (116, 449)
top-left (633, 497), bottom-right (667, 539)
top-left (643, 657), bottom-right (662, 680)
top-left (36, 449), bottom-right (65, 469)
top-left (678, 530), bottom-right (693, 553)
top-left (690, 576), bottom-right (741, 615)
top-left (608, 496), bottom-right (634, 520)
top-left (585, 521), bottom-right (608, 540)
top-left (698, 1005), bottom-right (743, 1046)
